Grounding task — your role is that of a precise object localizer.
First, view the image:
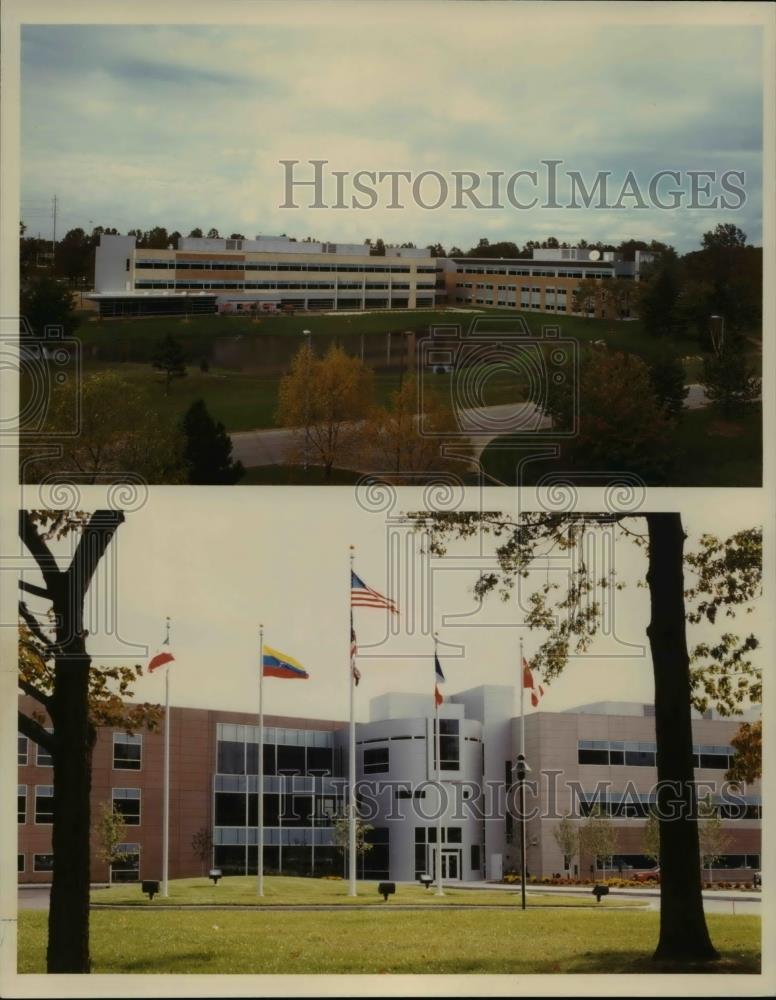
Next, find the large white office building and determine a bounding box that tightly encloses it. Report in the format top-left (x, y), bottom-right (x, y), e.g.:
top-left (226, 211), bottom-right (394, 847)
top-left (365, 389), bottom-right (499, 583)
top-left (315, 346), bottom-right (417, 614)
top-left (88, 234), bottom-right (438, 317)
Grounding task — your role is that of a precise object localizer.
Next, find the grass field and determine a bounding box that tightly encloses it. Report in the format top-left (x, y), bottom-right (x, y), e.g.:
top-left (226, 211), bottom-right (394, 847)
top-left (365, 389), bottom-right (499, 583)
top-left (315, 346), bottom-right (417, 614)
top-left (480, 403), bottom-right (762, 487)
top-left (86, 874), bottom-right (644, 908)
top-left (17, 909), bottom-right (760, 974)
top-left (71, 358), bottom-right (535, 434)
top-left (73, 307), bottom-right (707, 368)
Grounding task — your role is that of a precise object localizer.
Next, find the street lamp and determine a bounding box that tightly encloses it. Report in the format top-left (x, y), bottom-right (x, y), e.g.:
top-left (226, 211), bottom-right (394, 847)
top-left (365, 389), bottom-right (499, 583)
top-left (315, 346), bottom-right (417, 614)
top-left (514, 753), bottom-right (531, 911)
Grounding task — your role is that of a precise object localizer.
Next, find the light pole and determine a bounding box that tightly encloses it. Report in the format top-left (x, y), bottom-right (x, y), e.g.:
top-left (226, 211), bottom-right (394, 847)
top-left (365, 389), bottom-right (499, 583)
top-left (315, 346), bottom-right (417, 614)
top-left (302, 330), bottom-right (312, 472)
top-left (515, 753), bottom-right (531, 911)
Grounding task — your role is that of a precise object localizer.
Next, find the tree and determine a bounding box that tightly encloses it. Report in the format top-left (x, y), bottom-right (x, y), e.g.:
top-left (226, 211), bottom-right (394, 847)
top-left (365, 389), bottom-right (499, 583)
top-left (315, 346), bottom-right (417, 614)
top-left (21, 372), bottom-right (187, 484)
top-left (649, 349), bottom-right (689, 419)
top-left (411, 511), bottom-right (761, 962)
top-left (18, 510), bottom-right (161, 972)
top-left (20, 277), bottom-right (79, 338)
top-left (697, 796), bottom-right (731, 882)
top-left (639, 252), bottom-right (684, 337)
top-left (188, 227), bottom-right (203, 238)
top-left (277, 342), bottom-right (374, 479)
top-left (609, 277), bottom-right (637, 319)
top-left (357, 375), bottom-right (464, 482)
top-left (726, 720), bottom-right (761, 783)
top-left (333, 811), bottom-right (373, 872)
top-left (701, 342), bottom-right (761, 418)
top-left (152, 335), bottom-right (187, 395)
top-left (580, 806), bottom-right (618, 880)
top-left (572, 277), bottom-right (600, 317)
top-left (544, 348), bottom-right (677, 483)
top-left (206, 228), bottom-right (220, 239)
top-left (642, 808), bottom-right (661, 866)
top-left (95, 803), bottom-right (129, 870)
top-left (181, 399), bottom-right (245, 484)
top-left (701, 224), bottom-right (747, 250)
top-left (191, 827), bottom-right (214, 875)
top-left (552, 814), bottom-right (579, 873)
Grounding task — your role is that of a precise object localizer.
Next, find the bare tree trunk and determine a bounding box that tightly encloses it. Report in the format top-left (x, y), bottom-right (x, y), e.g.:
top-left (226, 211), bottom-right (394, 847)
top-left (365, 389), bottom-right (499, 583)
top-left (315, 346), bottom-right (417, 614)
top-left (646, 512), bottom-right (718, 962)
top-left (47, 652), bottom-right (93, 972)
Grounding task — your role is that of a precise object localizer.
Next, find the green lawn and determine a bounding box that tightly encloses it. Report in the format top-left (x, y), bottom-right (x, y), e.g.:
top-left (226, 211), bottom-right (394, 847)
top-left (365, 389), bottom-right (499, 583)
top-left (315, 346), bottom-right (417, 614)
top-left (480, 402), bottom-right (762, 487)
top-left (73, 307), bottom-right (710, 369)
top-left (70, 359), bottom-right (533, 434)
top-left (86, 875), bottom-right (644, 908)
top-left (17, 909), bottom-right (760, 974)
top-left (672, 404), bottom-right (762, 486)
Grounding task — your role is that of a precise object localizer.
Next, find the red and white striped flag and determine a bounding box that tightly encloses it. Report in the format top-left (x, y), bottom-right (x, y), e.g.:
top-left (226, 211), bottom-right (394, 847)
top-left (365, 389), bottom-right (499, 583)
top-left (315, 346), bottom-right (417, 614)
top-left (523, 657), bottom-right (544, 707)
top-left (351, 571), bottom-right (398, 614)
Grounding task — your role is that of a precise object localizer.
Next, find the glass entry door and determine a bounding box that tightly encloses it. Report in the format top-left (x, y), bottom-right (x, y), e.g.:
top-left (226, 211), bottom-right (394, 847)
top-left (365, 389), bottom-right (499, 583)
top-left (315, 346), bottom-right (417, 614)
top-left (441, 850), bottom-right (461, 881)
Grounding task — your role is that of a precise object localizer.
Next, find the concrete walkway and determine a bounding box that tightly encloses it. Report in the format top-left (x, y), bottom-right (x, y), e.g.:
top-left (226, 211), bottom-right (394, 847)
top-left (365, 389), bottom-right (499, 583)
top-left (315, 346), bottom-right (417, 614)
top-left (19, 880), bottom-right (760, 915)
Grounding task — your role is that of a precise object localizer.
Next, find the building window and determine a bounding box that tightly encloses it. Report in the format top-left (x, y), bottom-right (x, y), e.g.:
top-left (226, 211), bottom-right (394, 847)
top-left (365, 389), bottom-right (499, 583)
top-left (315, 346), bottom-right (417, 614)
top-left (217, 739), bottom-right (245, 775)
top-left (436, 719), bottom-right (460, 771)
top-left (33, 854), bottom-right (54, 872)
top-left (18, 854), bottom-right (25, 873)
top-left (578, 741), bottom-right (610, 765)
top-left (624, 745), bottom-right (656, 767)
top-left (113, 733), bottom-right (142, 770)
top-left (36, 741), bottom-right (53, 768)
top-left (111, 843), bottom-right (141, 883)
top-left (471, 844), bottom-right (481, 872)
top-left (18, 785), bottom-right (27, 824)
top-left (34, 785), bottom-right (54, 824)
top-left (277, 745), bottom-right (305, 774)
top-left (363, 746), bottom-right (389, 774)
top-left (18, 736), bottom-right (28, 765)
top-left (362, 827), bottom-right (389, 880)
top-left (112, 788), bottom-right (141, 825)
top-left (215, 791), bottom-right (246, 827)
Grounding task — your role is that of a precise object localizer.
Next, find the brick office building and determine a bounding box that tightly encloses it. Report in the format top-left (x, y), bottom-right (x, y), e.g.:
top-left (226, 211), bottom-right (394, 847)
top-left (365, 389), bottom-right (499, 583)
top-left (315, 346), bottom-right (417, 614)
top-left (18, 691), bottom-right (760, 885)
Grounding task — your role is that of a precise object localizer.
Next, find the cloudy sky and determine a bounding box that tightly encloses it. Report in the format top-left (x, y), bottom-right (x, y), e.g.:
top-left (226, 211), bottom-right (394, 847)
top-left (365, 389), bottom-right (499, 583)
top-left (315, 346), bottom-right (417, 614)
top-left (19, 488), bottom-right (765, 723)
top-left (19, 5), bottom-right (764, 253)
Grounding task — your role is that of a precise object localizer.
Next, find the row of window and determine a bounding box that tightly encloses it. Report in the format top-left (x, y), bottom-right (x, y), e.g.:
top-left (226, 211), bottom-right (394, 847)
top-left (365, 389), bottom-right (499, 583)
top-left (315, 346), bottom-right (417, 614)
top-left (578, 794), bottom-right (762, 820)
top-left (577, 739), bottom-right (735, 770)
top-left (19, 733), bottom-right (141, 771)
top-left (217, 739), bottom-right (335, 777)
top-left (361, 720), bottom-right (462, 773)
top-left (456, 267), bottom-right (613, 278)
top-left (18, 785), bottom-right (141, 825)
top-left (135, 260), bottom-right (430, 274)
top-left (214, 790), bottom-right (340, 828)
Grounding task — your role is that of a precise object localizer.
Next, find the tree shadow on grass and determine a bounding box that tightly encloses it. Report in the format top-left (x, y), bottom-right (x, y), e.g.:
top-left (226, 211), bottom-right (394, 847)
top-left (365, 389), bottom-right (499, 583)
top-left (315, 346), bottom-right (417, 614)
top-left (107, 952), bottom-right (218, 974)
top-left (563, 950), bottom-right (761, 975)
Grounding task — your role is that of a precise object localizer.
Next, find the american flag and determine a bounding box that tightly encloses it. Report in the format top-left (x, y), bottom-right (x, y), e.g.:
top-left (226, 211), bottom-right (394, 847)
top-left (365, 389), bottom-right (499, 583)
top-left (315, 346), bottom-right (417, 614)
top-left (350, 570), bottom-right (398, 614)
top-left (350, 614), bottom-right (361, 687)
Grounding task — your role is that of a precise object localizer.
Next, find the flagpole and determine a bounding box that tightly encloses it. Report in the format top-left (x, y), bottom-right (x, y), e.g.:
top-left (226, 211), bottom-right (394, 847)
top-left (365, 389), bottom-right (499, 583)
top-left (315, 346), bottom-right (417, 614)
top-left (434, 633), bottom-right (444, 896)
top-left (348, 546), bottom-right (357, 897)
top-left (161, 616), bottom-right (171, 898)
top-left (519, 636), bottom-right (525, 758)
top-left (257, 624), bottom-right (264, 896)
top-left (519, 635), bottom-right (526, 907)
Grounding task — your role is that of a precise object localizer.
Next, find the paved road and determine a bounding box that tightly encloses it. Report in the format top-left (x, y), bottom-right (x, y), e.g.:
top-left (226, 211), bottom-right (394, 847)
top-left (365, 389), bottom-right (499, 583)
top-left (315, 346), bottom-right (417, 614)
top-left (230, 386), bottom-right (711, 470)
